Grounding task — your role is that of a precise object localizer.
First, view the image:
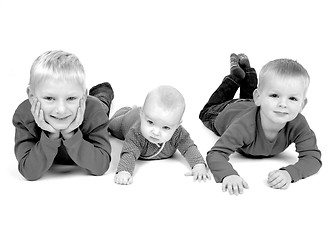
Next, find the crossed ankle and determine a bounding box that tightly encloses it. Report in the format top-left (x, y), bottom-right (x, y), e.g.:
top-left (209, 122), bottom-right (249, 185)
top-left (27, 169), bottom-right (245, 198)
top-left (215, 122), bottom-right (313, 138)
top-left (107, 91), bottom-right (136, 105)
top-left (230, 53), bottom-right (245, 79)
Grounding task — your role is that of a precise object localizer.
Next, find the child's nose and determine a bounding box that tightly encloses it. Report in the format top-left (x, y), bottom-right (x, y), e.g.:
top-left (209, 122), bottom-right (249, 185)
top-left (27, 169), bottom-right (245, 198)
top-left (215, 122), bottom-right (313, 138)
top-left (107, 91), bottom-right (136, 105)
top-left (152, 127), bottom-right (161, 136)
top-left (278, 98), bottom-right (287, 108)
top-left (56, 101), bottom-right (66, 113)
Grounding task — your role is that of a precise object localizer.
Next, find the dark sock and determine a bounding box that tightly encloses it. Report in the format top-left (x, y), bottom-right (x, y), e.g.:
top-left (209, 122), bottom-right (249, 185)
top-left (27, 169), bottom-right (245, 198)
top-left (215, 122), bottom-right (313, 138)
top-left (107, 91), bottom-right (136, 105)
top-left (89, 82), bottom-right (114, 117)
top-left (238, 53), bottom-right (251, 69)
top-left (230, 53), bottom-right (245, 79)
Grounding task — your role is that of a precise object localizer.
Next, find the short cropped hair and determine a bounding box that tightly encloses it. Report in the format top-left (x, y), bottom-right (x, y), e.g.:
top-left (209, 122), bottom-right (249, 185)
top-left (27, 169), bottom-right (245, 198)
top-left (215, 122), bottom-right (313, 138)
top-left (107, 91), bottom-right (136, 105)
top-left (258, 59), bottom-right (310, 96)
top-left (29, 50), bottom-right (86, 91)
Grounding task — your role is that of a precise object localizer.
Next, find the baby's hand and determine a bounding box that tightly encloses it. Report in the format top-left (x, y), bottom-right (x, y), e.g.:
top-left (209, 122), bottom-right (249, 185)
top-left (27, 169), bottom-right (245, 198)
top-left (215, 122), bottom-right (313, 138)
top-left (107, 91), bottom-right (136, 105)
top-left (185, 163), bottom-right (211, 182)
top-left (61, 98), bottom-right (86, 140)
top-left (114, 171), bottom-right (133, 185)
top-left (267, 170), bottom-right (291, 189)
top-left (222, 175), bottom-right (249, 195)
top-left (30, 97), bottom-right (59, 139)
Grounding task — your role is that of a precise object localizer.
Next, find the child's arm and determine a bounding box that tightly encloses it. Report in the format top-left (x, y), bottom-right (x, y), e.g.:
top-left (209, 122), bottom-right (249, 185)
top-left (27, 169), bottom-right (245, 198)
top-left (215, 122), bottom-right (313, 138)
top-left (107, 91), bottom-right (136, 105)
top-left (175, 126), bottom-right (210, 181)
top-left (61, 98), bottom-right (85, 140)
top-left (279, 117), bottom-right (322, 183)
top-left (206, 130), bottom-right (242, 184)
top-left (13, 101), bottom-right (62, 180)
top-left (206, 116), bottom-right (255, 184)
top-left (62, 101), bottom-right (111, 176)
top-left (114, 129), bottom-right (144, 184)
top-left (13, 127), bottom-right (62, 181)
top-left (30, 97), bottom-right (60, 140)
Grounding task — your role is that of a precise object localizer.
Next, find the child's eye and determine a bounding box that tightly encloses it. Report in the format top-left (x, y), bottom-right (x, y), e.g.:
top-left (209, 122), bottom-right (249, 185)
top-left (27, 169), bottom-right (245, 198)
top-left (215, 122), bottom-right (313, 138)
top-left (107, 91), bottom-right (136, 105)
top-left (147, 120), bottom-right (153, 125)
top-left (289, 97), bottom-right (298, 101)
top-left (67, 97), bottom-right (77, 101)
top-left (269, 94), bottom-right (278, 98)
top-left (43, 96), bottom-right (54, 101)
top-left (162, 126), bottom-right (171, 130)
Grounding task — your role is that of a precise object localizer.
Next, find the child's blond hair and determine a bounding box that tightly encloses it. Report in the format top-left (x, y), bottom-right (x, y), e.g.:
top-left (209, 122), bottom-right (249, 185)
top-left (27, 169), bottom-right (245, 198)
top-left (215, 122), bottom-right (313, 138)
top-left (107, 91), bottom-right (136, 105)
top-left (258, 59), bottom-right (310, 96)
top-left (29, 50), bottom-right (86, 92)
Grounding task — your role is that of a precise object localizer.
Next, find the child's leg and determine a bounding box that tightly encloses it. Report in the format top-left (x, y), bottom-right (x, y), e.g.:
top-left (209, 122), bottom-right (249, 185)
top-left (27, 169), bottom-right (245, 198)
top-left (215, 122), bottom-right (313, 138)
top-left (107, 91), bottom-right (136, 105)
top-left (89, 82), bottom-right (114, 117)
top-left (200, 53), bottom-right (245, 114)
top-left (108, 107), bottom-right (132, 140)
top-left (239, 68), bottom-right (257, 99)
top-left (199, 54), bottom-right (246, 133)
top-left (199, 74), bottom-right (241, 132)
top-left (230, 53), bottom-right (245, 79)
top-left (200, 75), bottom-right (240, 110)
top-left (238, 54), bottom-right (258, 99)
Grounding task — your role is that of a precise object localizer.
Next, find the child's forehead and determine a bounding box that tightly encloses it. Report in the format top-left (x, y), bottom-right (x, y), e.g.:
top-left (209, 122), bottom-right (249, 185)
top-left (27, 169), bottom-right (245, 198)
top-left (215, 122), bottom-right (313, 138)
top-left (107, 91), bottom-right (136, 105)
top-left (263, 74), bottom-right (306, 89)
top-left (30, 66), bottom-right (86, 89)
top-left (142, 106), bottom-right (181, 126)
top-left (262, 76), bottom-right (306, 95)
top-left (34, 77), bottom-right (85, 94)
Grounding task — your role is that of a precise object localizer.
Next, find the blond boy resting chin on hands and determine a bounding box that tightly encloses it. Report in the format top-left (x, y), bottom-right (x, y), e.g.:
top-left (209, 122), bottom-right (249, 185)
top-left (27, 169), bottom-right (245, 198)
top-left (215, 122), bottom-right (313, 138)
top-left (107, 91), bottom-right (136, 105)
top-left (13, 50), bottom-right (113, 180)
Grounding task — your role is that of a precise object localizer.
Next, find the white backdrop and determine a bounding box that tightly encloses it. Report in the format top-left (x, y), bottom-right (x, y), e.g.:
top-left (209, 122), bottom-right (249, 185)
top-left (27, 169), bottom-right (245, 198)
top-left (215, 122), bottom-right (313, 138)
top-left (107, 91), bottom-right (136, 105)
top-left (1, 1), bottom-right (331, 239)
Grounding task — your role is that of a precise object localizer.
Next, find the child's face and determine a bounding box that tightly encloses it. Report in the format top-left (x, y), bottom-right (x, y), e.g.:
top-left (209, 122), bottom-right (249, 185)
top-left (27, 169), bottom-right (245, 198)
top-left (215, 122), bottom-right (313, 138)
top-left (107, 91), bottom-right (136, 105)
top-left (32, 77), bottom-right (86, 131)
top-left (254, 76), bottom-right (307, 128)
top-left (140, 104), bottom-right (182, 144)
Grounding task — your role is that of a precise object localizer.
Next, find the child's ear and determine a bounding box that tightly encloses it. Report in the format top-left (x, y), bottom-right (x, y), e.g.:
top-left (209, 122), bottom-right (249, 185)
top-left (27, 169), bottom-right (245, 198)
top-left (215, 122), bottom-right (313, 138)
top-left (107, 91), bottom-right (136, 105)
top-left (26, 86), bottom-right (34, 104)
top-left (253, 89), bottom-right (261, 106)
top-left (300, 98), bottom-right (308, 111)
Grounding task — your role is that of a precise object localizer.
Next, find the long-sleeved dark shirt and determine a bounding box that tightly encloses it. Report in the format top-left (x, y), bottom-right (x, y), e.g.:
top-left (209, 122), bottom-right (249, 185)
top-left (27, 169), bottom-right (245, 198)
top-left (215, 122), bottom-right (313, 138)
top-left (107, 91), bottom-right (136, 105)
top-left (207, 101), bottom-right (322, 183)
top-left (12, 96), bottom-right (111, 180)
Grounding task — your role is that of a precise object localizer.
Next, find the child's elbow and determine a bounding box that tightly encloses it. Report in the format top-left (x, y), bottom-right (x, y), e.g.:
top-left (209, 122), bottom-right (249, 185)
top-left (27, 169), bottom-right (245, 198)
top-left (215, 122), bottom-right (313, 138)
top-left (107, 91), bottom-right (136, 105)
top-left (21, 172), bottom-right (43, 181)
top-left (89, 160), bottom-right (110, 176)
top-left (90, 169), bottom-right (107, 176)
top-left (19, 166), bottom-right (44, 181)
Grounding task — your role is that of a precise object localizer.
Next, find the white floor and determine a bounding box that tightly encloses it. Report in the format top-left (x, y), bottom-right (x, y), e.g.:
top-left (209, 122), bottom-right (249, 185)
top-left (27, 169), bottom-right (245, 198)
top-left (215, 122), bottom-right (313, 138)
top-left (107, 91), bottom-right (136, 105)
top-left (1, 1), bottom-right (331, 239)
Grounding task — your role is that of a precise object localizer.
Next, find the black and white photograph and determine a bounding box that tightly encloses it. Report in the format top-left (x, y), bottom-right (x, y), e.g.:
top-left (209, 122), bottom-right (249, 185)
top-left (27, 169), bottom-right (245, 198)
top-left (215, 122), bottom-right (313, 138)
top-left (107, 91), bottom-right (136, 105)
top-left (1, 1), bottom-right (330, 239)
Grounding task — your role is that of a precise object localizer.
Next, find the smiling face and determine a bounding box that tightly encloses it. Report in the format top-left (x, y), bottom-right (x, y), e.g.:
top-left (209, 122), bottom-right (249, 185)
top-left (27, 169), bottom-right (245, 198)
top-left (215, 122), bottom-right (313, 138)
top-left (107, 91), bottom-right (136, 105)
top-left (32, 77), bottom-right (85, 131)
top-left (254, 75), bottom-right (307, 130)
top-left (27, 50), bottom-right (87, 131)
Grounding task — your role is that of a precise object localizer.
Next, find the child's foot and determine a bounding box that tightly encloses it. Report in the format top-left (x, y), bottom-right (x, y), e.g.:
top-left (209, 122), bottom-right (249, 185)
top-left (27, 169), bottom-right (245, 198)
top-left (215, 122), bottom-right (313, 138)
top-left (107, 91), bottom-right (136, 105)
top-left (89, 82), bottom-right (114, 117)
top-left (238, 53), bottom-right (251, 69)
top-left (230, 53), bottom-right (245, 79)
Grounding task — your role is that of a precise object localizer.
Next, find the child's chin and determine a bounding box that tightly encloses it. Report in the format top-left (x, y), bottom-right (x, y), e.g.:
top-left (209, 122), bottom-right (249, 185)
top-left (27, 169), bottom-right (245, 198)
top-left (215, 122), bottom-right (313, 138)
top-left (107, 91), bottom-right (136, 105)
top-left (148, 138), bottom-right (169, 145)
top-left (51, 123), bottom-right (70, 131)
top-left (148, 139), bottom-right (160, 144)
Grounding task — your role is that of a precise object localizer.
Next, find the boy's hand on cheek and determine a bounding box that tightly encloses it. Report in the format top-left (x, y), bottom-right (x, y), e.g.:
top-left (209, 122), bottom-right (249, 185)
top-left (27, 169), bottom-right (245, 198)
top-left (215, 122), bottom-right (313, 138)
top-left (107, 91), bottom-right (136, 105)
top-left (267, 170), bottom-right (291, 189)
top-left (31, 97), bottom-right (59, 139)
top-left (61, 98), bottom-right (86, 140)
